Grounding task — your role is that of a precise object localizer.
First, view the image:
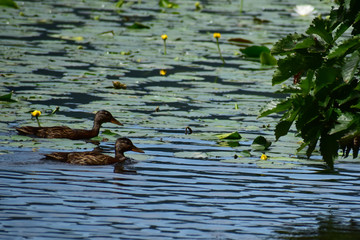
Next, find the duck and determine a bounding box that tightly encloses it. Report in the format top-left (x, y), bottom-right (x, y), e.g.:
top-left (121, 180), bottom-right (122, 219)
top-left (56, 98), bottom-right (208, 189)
top-left (16, 110), bottom-right (122, 140)
top-left (44, 137), bottom-right (144, 165)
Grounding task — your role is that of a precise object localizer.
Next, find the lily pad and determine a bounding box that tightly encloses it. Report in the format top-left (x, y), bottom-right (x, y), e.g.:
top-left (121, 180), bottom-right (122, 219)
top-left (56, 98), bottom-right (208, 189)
top-left (217, 131), bottom-right (242, 140)
top-left (0, 91), bottom-right (16, 102)
top-left (127, 22), bottom-right (150, 29)
top-left (251, 136), bottom-right (272, 150)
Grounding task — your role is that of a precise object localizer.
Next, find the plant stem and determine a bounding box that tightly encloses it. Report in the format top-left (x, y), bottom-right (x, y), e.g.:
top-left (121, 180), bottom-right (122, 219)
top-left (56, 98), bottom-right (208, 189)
top-left (36, 116), bottom-right (41, 127)
top-left (216, 38), bottom-right (225, 64)
top-left (240, 0), bottom-right (244, 14)
top-left (163, 40), bottom-right (167, 55)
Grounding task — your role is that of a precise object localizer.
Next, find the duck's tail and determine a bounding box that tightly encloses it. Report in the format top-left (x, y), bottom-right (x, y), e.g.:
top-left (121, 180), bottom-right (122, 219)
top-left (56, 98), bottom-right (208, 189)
top-left (16, 126), bottom-right (40, 136)
top-left (44, 152), bottom-right (69, 162)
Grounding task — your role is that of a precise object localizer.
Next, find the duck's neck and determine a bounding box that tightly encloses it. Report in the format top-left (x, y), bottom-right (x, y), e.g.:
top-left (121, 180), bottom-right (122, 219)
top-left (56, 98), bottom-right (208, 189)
top-left (91, 121), bottom-right (102, 137)
top-left (115, 151), bottom-right (127, 162)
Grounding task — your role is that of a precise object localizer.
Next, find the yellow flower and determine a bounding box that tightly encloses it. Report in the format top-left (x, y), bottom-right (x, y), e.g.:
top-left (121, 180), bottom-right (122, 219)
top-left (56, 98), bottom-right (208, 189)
top-left (260, 154), bottom-right (268, 160)
top-left (213, 33), bottom-right (221, 39)
top-left (161, 34), bottom-right (168, 40)
top-left (31, 110), bottom-right (41, 117)
top-left (160, 69), bottom-right (167, 76)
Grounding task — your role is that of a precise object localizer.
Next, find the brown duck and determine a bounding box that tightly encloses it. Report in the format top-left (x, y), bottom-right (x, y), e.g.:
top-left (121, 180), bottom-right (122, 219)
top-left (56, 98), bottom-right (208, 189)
top-left (44, 137), bottom-right (144, 165)
top-left (16, 110), bottom-right (122, 140)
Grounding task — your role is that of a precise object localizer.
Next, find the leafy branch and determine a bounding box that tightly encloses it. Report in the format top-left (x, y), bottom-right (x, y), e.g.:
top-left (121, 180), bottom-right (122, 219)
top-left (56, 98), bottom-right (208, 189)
top-left (260, 0), bottom-right (360, 169)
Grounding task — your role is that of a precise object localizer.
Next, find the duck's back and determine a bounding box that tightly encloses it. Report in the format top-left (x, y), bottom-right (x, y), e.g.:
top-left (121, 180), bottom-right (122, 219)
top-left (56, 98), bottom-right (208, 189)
top-left (45, 151), bottom-right (117, 165)
top-left (16, 126), bottom-right (95, 139)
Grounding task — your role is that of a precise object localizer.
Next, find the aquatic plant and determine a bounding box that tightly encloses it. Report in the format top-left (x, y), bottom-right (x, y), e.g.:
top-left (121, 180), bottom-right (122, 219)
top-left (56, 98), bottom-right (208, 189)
top-left (161, 34), bottom-right (168, 55)
top-left (260, 154), bottom-right (268, 160)
top-left (213, 33), bottom-right (225, 64)
top-left (260, 0), bottom-right (360, 169)
top-left (159, 69), bottom-right (167, 76)
top-left (31, 110), bottom-right (42, 127)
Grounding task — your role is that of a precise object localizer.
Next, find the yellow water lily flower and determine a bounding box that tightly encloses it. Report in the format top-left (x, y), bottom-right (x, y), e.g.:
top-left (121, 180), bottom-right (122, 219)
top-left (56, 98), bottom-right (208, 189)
top-left (161, 34), bottom-right (168, 40)
top-left (260, 153), bottom-right (268, 160)
top-left (213, 33), bottom-right (221, 39)
top-left (31, 110), bottom-right (41, 117)
top-left (160, 69), bottom-right (167, 76)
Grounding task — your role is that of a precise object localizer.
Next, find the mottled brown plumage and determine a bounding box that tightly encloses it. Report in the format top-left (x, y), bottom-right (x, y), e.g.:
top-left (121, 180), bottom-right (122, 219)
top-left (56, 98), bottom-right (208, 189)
top-left (44, 138), bottom-right (144, 165)
top-left (16, 110), bottom-right (122, 140)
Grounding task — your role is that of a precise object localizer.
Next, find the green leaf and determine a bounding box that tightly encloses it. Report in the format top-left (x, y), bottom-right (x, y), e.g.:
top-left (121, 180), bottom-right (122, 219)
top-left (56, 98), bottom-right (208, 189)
top-left (293, 37), bottom-right (316, 50)
top-left (251, 136), bottom-right (272, 150)
top-left (127, 22), bottom-right (150, 29)
top-left (0, 0), bottom-right (18, 9)
top-left (0, 91), bottom-right (16, 102)
top-left (115, 0), bottom-right (124, 8)
top-left (158, 0), bottom-right (178, 8)
top-left (314, 67), bottom-right (338, 94)
top-left (342, 50), bottom-right (360, 83)
top-left (306, 17), bottom-right (333, 44)
top-left (260, 52), bottom-right (277, 65)
top-left (217, 131), bottom-right (242, 140)
top-left (275, 120), bottom-right (292, 141)
top-left (272, 54), bottom-right (304, 85)
top-left (241, 45), bottom-right (270, 58)
top-left (328, 36), bottom-right (360, 59)
top-left (319, 134), bottom-right (338, 169)
top-left (299, 70), bottom-right (314, 95)
top-left (271, 33), bottom-right (304, 55)
top-left (102, 129), bottom-right (117, 136)
top-left (258, 99), bottom-right (292, 118)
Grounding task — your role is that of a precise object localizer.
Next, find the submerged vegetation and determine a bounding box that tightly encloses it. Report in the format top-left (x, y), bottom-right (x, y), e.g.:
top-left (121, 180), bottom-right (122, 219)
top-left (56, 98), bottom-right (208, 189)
top-left (260, 0), bottom-right (360, 169)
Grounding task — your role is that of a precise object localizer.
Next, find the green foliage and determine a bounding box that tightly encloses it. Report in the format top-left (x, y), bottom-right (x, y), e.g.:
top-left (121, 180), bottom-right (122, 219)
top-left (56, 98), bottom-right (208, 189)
top-left (260, 0), bottom-right (360, 169)
top-left (0, 0), bottom-right (18, 9)
top-left (241, 45), bottom-right (270, 58)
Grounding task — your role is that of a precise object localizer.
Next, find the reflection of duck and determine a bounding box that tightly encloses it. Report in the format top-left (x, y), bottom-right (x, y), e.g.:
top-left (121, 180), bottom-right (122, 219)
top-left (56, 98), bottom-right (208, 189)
top-left (44, 137), bottom-right (144, 165)
top-left (16, 110), bottom-right (122, 140)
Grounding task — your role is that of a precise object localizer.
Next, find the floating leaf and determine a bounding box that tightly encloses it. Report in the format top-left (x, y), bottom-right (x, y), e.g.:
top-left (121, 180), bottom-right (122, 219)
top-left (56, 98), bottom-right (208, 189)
top-left (102, 129), bottom-right (117, 136)
top-left (241, 45), bottom-right (270, 58)
top-left (159, 0), bottom-right (178, 8)
top-left (251, 136), bottom-right (272, 150)
top-left (0, 91), bottom-right (16, 102)
top-left (217, 131), bottom-right (242, 140)
top-left (228, 38), bottom-right (253, 44)
top-left (0, 0), bottom-right (18, 9)
top-left (127, 22), bottom-right (150, 29)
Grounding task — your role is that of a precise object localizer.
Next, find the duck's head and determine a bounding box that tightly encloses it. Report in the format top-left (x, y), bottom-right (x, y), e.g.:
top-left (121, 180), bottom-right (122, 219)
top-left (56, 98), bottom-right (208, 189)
top-left (115, 137), bottom-right (144, 154)
top-left (95, 110), bottom-right (123, 126)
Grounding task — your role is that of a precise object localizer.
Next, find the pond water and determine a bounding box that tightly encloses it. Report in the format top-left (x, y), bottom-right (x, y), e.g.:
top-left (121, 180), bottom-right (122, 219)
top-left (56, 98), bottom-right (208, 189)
top-left (1, 0), bottom-right (360, 239)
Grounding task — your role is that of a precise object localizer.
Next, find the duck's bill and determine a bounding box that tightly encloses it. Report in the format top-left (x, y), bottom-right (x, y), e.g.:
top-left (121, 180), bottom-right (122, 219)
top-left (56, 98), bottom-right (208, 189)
top-left (131, 146), bottom-right (144, 153)
top-left (111, 118), bottom-right (123, 126)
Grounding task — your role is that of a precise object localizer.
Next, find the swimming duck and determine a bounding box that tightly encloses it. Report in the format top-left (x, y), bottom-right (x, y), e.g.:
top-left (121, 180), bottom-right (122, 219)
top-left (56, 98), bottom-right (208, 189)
top-left (44, 137), bottom-right (144, 165)
top-left (16, 110), bottom-right (122, 140)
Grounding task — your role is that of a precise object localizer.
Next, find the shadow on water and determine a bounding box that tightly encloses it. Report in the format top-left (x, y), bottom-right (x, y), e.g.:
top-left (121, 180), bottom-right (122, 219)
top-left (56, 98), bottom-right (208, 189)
top-left (273, 214), bottom-right (360, 240)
